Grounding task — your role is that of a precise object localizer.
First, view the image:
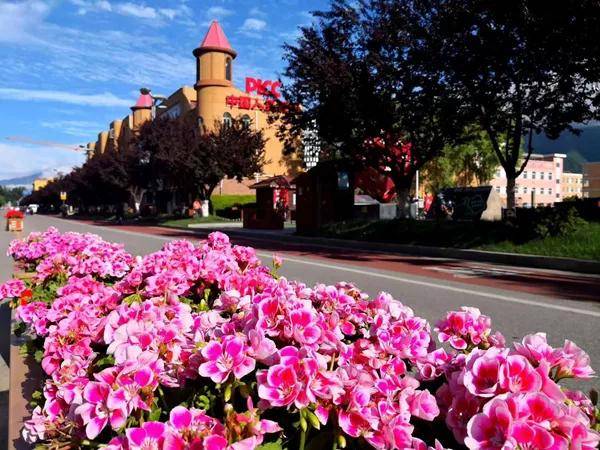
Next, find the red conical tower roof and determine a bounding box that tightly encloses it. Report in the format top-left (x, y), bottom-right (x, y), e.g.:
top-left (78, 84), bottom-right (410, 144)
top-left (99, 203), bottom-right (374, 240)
top-left (131, 88), bottom-right (153, 110)
top-left (194, 21), bottom-right (236, 57)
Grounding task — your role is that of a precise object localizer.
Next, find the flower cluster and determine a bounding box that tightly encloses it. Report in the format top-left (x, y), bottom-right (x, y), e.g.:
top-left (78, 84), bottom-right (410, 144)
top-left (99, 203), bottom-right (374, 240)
top-left (434, 309), bottom-right (598, 449)
top-left (1, 229), bottom-right (598, 450)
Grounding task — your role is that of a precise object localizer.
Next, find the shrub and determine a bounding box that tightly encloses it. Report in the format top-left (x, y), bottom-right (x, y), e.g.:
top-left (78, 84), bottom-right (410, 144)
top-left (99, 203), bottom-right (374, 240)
top-left (0, 229), bottom-right (598, 450)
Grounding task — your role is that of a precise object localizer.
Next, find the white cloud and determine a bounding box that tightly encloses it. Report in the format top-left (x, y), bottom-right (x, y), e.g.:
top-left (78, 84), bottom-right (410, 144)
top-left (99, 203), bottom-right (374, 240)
top-left (96, 0), bottom-right (112, 11)
top-left (241, 18), bottom-right (266, 32)
top-left (115, 2), bottom-right (157, 19)
top-left (0, 142), bottom-right (85, 180)
top-left (249, 7), bottom-right (266, 17)
top-left (40, 120), bottom-right (104, 137)
top-left (0, 0), bottom-right (51, 43)
top-left (0, 88), bottom-right (132, 107)
top-left (206, 6), bottom-right (233, 19)
top-left (71, 1), bottom-right (188, 23)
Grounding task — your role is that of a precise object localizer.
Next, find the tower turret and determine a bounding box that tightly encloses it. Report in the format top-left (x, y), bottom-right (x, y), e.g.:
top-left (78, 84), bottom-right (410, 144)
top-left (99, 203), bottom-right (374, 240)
top-left (193, 21), bottom-right (237, 127)
top-left (131, 88), bottom-right (153, 130)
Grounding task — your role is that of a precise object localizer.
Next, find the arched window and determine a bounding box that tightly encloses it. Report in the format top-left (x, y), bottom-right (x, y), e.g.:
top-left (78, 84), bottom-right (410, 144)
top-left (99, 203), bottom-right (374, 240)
top-left (223, 112), bottom-right (232, 127)
top-left (241, 114), bottom-right (251, 129)
top-left (198, 116), bottom-right (204, 130)
top-left (225, 57), bottom-right (232, 81)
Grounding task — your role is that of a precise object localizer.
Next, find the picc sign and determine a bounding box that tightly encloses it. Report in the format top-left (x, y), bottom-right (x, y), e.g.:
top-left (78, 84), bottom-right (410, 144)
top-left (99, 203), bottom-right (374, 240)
top-left (245, 77), bottom-right (282, 99)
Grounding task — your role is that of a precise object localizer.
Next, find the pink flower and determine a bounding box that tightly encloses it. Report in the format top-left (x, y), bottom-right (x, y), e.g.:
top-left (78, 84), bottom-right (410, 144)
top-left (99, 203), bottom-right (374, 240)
top-left (465, 398), bottom-right (516, 449)
top-left (165, 406), bottom-right (228, 450)
top-left (406, 390), bottom-right (440, 421)
top-left (0, 278), bottom-right (26, 299)
top-left (555, 340), bottom-right (595, 379)
top-left (499, 355), bottom-right (542, 393)
top-left (287, 308), bottom-right (321, 345)
top-left (126, 421), bottom-right (167, 449)
top-left (436, 307), bottom-right (504, 351)
top-left (198, 336), bottom-right (255, 383)
top-left (463, 348), bottom-right (508, 398)
top-left (75, 381), bottom-right (128, 439)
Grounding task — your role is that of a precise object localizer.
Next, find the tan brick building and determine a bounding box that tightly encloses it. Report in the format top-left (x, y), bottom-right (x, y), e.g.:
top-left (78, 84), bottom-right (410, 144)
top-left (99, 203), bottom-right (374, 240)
top-left (87, 21), bottom-right (298, 195)
top-left (561, 172), bottom-right (583, 199)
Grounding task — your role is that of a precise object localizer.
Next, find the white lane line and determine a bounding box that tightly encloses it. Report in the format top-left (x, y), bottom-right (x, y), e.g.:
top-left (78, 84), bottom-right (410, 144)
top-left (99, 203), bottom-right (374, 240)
top-left (255, 253), bottom-right (600, 319)
top-left (46, 218), bottom-right (600, 318)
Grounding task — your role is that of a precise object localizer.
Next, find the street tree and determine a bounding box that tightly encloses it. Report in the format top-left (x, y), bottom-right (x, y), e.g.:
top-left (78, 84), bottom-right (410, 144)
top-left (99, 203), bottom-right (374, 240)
top-left (277, 0), bottom-right (468, 213)
top-left (433, 0), bottom-right (600, 209)
top-left (137, 115), bottom-right (266, 214)
top-left (423, 129), bottom-right (498, 192)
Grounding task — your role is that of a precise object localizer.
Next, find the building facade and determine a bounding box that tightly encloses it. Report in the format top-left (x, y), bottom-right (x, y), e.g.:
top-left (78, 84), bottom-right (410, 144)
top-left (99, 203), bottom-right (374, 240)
top-left (86, 21), bottom-right (297, 195)
top-left (583, 162), bottom-right (600, 198)
top-left (489, 153), bottom-right (566, 207)
top-left (561, 172), bottom-right (583, 199)
top-left (33, 178), bottom-right (52, 192)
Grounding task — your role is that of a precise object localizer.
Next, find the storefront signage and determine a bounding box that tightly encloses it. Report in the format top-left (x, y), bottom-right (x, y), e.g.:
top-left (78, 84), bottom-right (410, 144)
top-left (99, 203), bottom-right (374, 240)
top-left (225, 95), bottom-right (275, 112)
top-left (245, 77), bottom-right (281, 99)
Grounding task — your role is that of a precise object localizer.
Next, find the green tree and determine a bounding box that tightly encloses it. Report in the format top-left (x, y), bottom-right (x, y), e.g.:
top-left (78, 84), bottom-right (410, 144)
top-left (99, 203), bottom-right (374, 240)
top-left (433, 0), bottom-right (600, 209)
top-left (424, 130), bottom-right (498, 192)
top-left (276, 0), bottom-right (468, 213)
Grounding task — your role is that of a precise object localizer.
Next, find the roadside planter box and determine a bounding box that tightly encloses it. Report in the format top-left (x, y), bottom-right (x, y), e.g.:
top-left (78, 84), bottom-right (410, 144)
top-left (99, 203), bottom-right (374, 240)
top-left (5, 210), bottom-right (25, 232)
top-left (8, 271), bottom-right (41, 450)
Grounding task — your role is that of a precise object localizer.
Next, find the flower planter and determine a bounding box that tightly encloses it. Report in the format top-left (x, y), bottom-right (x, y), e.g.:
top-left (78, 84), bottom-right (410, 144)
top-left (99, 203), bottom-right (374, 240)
top-left (6, 218), bottom-right (24, 232)
top-left (8, 313), bottom-right (43, 450)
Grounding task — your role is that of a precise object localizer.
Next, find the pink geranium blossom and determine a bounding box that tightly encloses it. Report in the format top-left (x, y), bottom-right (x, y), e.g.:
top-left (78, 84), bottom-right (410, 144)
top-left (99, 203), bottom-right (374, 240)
top-left (198, 335), bottom-right (255, 383)
top-left (75, 381), bottom-right (128, 439)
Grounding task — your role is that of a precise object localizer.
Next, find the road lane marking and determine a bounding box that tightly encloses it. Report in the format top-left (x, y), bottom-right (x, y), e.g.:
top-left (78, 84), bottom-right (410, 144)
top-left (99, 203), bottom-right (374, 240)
top-left (255, 254), bottom-right (600, 318)
top-left (46, 218), bottom-right (600, 318)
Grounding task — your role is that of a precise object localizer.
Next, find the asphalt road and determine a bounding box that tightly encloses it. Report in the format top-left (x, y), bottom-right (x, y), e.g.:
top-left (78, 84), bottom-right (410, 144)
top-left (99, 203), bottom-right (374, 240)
top-left (1, 214), bottom-right (599, 443)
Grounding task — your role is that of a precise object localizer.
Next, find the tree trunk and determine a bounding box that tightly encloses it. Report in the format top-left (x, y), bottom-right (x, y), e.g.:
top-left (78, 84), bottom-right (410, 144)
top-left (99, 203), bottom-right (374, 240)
top-left (128, 187), bottom-right (146, 214)
top-left (506, 175), bottom-right (516, 210)
top-left (396, 186), bottom-right (411, 218)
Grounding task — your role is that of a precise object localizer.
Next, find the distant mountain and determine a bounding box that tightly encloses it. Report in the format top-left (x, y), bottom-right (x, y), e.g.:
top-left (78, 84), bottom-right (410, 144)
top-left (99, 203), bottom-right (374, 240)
top-left (532, 126), bottom-right (600, 173)
top-left (0, 172), bottom-right (41, 187)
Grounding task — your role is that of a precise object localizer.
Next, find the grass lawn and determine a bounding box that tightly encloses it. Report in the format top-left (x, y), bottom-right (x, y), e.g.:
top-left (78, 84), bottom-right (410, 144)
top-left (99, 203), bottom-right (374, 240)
top-left (319, 219), bottom-right (600, 261)
top-left (158, 195), bottom-right (255, 228)
top-left (160, 215), bottom-right (233, 228)
top-left (478, 222), bottom-right (600, 261)
top-left (211, 195), bottom-right (255, 212)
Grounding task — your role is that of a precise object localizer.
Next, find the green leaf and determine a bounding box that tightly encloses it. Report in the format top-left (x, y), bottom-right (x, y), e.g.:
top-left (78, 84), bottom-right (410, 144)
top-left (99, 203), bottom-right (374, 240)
top-left (34, 350), bottom-right (44, 363)
top-left (148, 407), bottom-right (162, 421)
top-left (123, 293), bottom-right (143, 305)
top-left (256, 440), bottom-right (284, 450)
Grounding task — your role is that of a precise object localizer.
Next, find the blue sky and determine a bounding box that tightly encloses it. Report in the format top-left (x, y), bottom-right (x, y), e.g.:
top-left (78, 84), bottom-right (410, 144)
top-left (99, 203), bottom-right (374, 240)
top-left (0, 0), bottom-right (326, 180)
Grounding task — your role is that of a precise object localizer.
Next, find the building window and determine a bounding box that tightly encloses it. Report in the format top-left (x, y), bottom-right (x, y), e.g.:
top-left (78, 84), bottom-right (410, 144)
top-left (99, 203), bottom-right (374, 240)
top-left (556, 193), bottom-right (560, 199)
top-left (540, 187), bottom-right (544, 194)
top-left (166, 103), bottom-right (182, 119)
top-left (495, 169), bottom-right (501, 178)
top-left (549, 188), bottom-right (552, 195)
top-left (548, 172), bottom-right (552, 180)
top-left (532, 171), bottom-right (536, 179)
top-left (556, 179), bottom-right (560, 184)
top-left (495, 186), bottom-right (500, 193)
top-left (523, 171), bottom-right (528, 179)
top-left (198, 116), bottom-right (204, 129)
top-left (223, 112), bottom-right (232, 127)
top-left (540, 172), bottom-right (544, 180)
top-left (225, 57), bottom-right (232, 81)
top-left (523, 186), bottom-right (528, 194)
top-left (241, 114), bottom-right (251, 129)
top-left (532, 187), bottom-right (536, 193)
top-left (556, 162), bottom-right (560, 168)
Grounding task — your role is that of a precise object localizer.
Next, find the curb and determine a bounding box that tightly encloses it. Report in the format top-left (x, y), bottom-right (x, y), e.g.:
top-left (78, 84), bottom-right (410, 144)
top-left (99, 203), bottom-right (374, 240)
top-left (176, 226), bottom-right (600, 275)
